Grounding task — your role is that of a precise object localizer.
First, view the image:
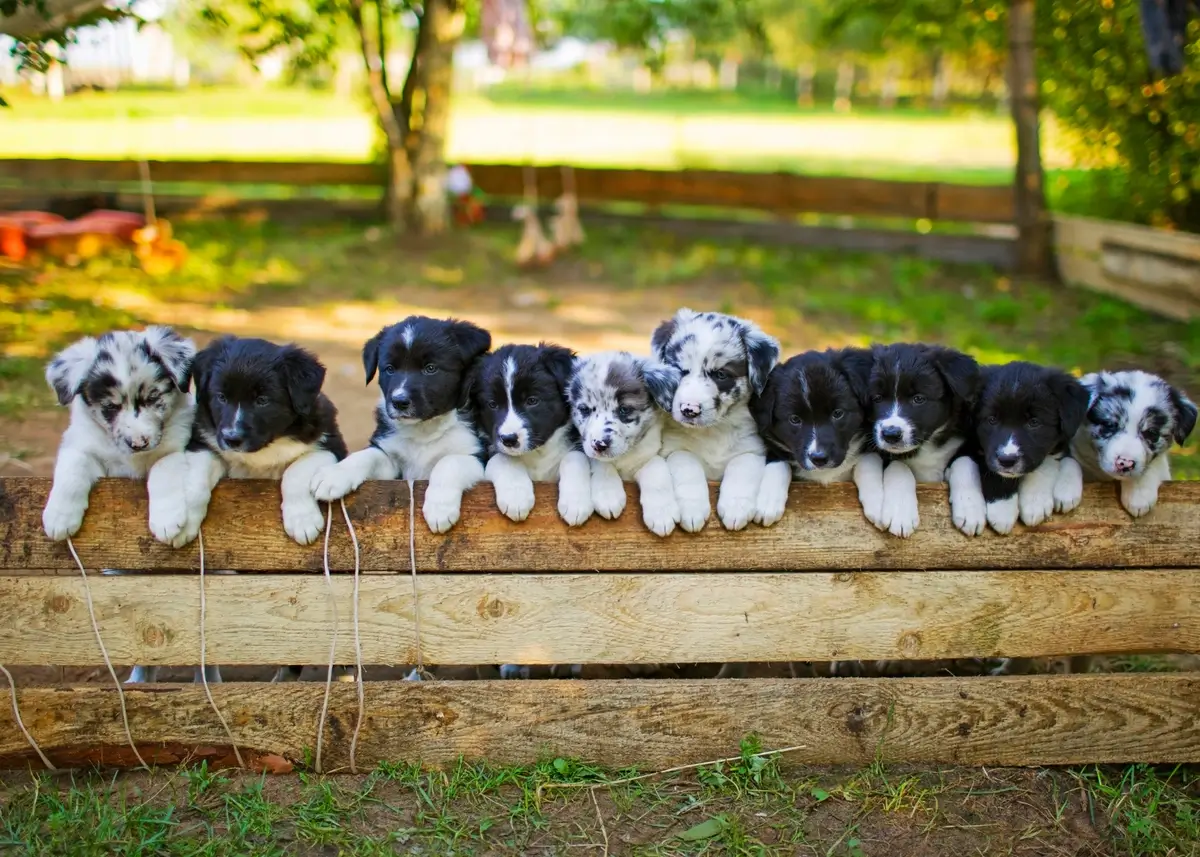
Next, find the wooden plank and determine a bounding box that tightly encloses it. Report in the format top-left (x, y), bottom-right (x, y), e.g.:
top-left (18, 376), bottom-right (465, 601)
top-left (2, 570), bottom-right (1193, 667)
top-left (0, 159), bottom-right (382, 187)
top-left (933, 182), bottom-right (1016, 223)
top-left (3, 478), bottom-right (1199, 573)
top-left (1, 675), bottom-right (1196, 770)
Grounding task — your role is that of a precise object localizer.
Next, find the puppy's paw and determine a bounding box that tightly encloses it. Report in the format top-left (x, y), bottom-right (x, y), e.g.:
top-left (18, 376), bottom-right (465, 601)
top-left (1121, 480), bottom-right (1159, 518)
top-left (310, 463), bottom-right (360, 503)
top-left (42, 495), bottom-right (85, 541)
top-left (986, 495), bottom-right (1020, 535)
top-left (282, 498), bottom-right (325, 545)
top-left (148, 491), bottom-right (189, 546)
top-left (169, 513), bottom-right (203, 549)
top-left (880, 489), bottom-right (920, 538)
top-left (557, 483), bottom-right (594, 526)
top-left (951, 492), bottom-right (987, 537)
top-left (494, 475), bottom-right (535, 522)
top-left (423, 486), bottom-right (463, 533)
top-left (1019, 480), bottom-right (1055, 527)
top-left (717, 492), bottom-right (756, 531)
top-left (753, 472), bottom-right (789, 527)
top-left (1053, 458), bottom-right (1084, 513)
top-left (591, 473), bottom-right (627, 520)
top-left (499, 664), bottom-right (531, 680)
top-left (677, 494), bottom-right (710, 533)
top-left (641, 488), bottom-right (680, 538)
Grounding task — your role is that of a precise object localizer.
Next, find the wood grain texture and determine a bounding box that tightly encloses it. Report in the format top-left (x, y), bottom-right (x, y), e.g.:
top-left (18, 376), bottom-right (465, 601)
top-left (1, 571), bottom-right (1195, 666)
top-left (4, 478), bottom-right (1200, 573)
top-left (1, 675), bottom-right (1196, 770)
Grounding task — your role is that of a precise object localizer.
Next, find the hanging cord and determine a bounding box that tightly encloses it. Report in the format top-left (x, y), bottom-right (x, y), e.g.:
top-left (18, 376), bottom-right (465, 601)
top-left (341, 499), bottom-right (365, 774)
top-left (0, 664), bottom-right (56, 771)
top-left (65, 538), bottom-right (148, 770)
top-left (196, 528), bottom-right (244, 768)
top-left (314, 504), bottom-right (340, 774)
top-left (407, 480), bottom-right (432, 681)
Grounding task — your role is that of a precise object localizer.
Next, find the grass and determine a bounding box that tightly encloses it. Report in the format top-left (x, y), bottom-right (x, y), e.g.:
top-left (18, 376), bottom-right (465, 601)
top-left (0, 751), bottom-right (1196, 856)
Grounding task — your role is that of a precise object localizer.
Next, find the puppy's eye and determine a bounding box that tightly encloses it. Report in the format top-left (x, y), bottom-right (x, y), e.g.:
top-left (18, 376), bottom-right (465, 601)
top-left (788, 414), bottom-right (802, 425)
top-left (216, 393), bottom-right (228, 405)
top-left (712, 369), bottom-right (729, 382)
top-left (101, 403), bottom-right (121, 419)
top-left (383, 365), bottom-right (394, 376)
top-left (423, 363), bottom-right (438, 375)
top-left (255, 395), bottom-right (270, 407)
top-left (1141, 430), bottom-right (1159, 443)
top-left (831, 409), bottom-right (845, 420)
top-left (617, 405), bottom-right (633, 418)
top-left (525, 396), bottom-right (540, 407)
top-left (1027, 417), bottom-right (1042, 428)
top-left (986, 415), bottom-right (998, 425)
top-left (871, 394), bottom-right (884, 403)
top-left (578, 405), bottom-right (592, 418)
top-left (911, 395), bottom-right (927, 405)
top-left (487, 400), bottom-right (499, 410)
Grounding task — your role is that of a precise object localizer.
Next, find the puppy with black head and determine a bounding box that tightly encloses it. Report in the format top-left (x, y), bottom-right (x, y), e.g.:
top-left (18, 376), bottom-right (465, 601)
top-left (471, 342), bottom-right (593, 525)
top-left (1062, 370), bottom-right (1197, 517)
top-left (853, 344), bottom-right (980, 537)
top-left (649, 309), bottom-right (782, 531)
top-left (948, 361), bottom-right (1088, 536)
top-left (154, 335), bottom-right (348, 549)
top-left (310, 316), bottom-right (491, 533)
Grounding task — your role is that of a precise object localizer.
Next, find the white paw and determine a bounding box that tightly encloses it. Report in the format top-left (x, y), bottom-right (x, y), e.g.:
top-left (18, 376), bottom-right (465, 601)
top-left (169, 513), bottom-right (203, 548)
top-left (499, 664), bottom-right (530, 680)
top-left (677, 494), bottom-right (710, 533)
top-left (1019, 480), bottom-right (1055, 527)
top-left (753, 472), bottom-right (789, 527)
top-left (557, 483), bottom-right (594, 526)
top-left (423, 486), bottom-right (462, 533)
top-left (1122, 481), bottom-right (1159, 518)
top-left (591, 474), bottom-right (626, 520)
top-left (641, 490), bottom-right (680, 537)
top-left (986, 496), bottom-right (1020, 535)
top-left (717, 492), bottom-right (756, 531)
top-left (1053, 458), bottom-right (1083, 513)
top-left (310, 463), bottom-right (360, 503)
top-left (880, 490), bottom-right (919, 538)
top-left (42, 495), bottom-right (85, 541)
top-left (148, 491), bottom-right (190, 545)
top-left (494, 477), bottom-right (535, 522)
top-left (283, 499), bottom-right (325, 545)
top-left (951, 491), bottom-right (987, 537)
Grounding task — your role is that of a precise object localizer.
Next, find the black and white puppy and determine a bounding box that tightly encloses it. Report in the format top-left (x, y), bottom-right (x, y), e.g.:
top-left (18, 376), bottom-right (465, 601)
top-left (568, 350), bottom-right (681, 536)
top-left (948, 361), bottom-right (1088, 536)
top-left (42, 326), bottom-right (196, 543)
top-left (310, 316), bottom-right (490, 533)
top-left (649, 309), bottom-right (782, 531)
top-left (1061, 370), bottom-right (1197, 517)
top-left (156, 336), bottom-right (348, 549)
top-left (854, 344), bottom-right (979, 537)
top-left (472, 343), bottom-right (593, 525)
top-left (753, 347), bottom-right (874, 506)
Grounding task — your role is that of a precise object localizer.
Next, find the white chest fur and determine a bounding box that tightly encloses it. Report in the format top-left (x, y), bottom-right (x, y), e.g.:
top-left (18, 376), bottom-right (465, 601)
top-left (659, 406), bottom-right (764, 479)
top-left (221, 436), bottom-right (318, 479)
top-left (902, 436), bottom-right (964, 483)
top-left (612, 416), bottom-right (666, 480)
top-left (511, 424), bottom-right (574, 481)
top-left (374, 407), bottom-right (481, 480)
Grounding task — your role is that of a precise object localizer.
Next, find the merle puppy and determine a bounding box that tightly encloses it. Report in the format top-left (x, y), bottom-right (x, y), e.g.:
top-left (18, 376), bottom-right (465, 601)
top-left (310, 316), bottom-right (491, 533)
top-left (1060, 369), bottom-right (1197, 517)
top-left (948, 361), bottom-right (1088, 536)
top-left (472, 343), bottom-right (593, 525)
top-left (42, 326), bottom-right (197, 543)
top-left (854, 343), bottom-right (979, 537)
top-left (649, 309), bottom-right (781, 531)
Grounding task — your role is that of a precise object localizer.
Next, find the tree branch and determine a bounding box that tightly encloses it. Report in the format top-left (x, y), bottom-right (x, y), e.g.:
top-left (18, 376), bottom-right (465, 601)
top-left (349, 0), bottom-right (403, 148)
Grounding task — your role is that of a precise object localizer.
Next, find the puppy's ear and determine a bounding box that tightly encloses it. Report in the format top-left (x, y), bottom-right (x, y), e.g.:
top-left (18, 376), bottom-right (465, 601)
top-left (751, 367), bottom-right (779, 436)
top-left (1078, 372), bottom-right (1103, 408)
top-left (641, 360), bottom-right (680, 413)
top-left (1169, 385), bottom-right (1198, 445)
top-left (835, 347), bottom-right (874, 406)
top-left (540, 344), bottom-right (577, 394)
top-left (928, 346), bottom-right (980, 405)
top-left (650, 313), bottom-right (680, 360)
top-left (739, 321), bottom-right (781, 396)
top-left (1051, 371), bottom-right (1089, 438)
top-left (187, 337), bottom-right (231, 395)
top-left (279, 345), bottom-right (326, 417)
top-left (142, 326), bottom-right (196, 392)
top-left (448, 320), bottom-right (492, 363)
top-left (459, 351), bottom-right (487, 411)
top-left (45, 335), bottom-right (99, 405)
top-left (362, 328), bottom-right (384, 385)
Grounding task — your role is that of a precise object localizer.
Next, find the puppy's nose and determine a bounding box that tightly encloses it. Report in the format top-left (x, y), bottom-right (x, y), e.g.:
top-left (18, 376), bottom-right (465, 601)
top-left (499, 432), bottom-right (520, 449)
top-left (391, 392), bottom-right (412, 410)
top-left (995, 452), bottom-right (1020, 469)
top-left (592, 438), bottom-right (611, 453)
top-left (808, 449), bottom-right (829, 467)
top-left (880, 426), bottom-right (904, 443)
top-left (1114, 456), bottom-right (1136, 474)
top-left (219, 428), bottom-right (244, 449)
top-left (127, 437), bottom-right (149, 451)
top-left (679, 403), bottom-right (701, 419)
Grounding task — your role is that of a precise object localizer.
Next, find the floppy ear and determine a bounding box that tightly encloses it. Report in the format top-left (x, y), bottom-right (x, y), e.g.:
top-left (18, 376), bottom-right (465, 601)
top-left (835, 347), bottom-right (874, 406)
top-left (279, 345), bottom-right (326, 417)
top-left (1078, 372), bottom-right (1103, 408)
top-left (540, 344), bottom-right (577, 394)
top-left (142, 326), bottom-right (196, 392)
top-left (458, 351), bottom-right (487, 411)
top-left (45, 335), bottom-right (100, 405)
top-left (739, 321), bottom-right (780, 396)
top-left (641, 360), bottom-right (680, 413)
top-left (1051, 371), bottom-right (1089, 438)
top-left (751, 367), bottom-right (779, 436)
top-left (649, 312), bottom-right (682, 360)
top-left (928, 346), bottom-right (980, 406)
top-left (1169, 384), bottom-right (1198, 445)
top-left (187, 337), bottom-right (232, 395)
top-left (448, 320), bottom-right (492, 364)
top-left (362, 329), bottom-right (384, 385)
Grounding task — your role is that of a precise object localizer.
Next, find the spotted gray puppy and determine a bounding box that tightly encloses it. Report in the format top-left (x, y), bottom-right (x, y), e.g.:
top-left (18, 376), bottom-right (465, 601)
top-left (568, 350), bottom-right (681, 537)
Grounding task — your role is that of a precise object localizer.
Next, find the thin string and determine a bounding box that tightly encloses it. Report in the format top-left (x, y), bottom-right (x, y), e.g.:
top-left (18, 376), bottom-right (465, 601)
top-left (314, 504), bottom-right (339, 774)
top-left (65, 537), bottom-right (148, 770)
top-left (341, 499), bottom-right (365, 775)
top-left (0, 664), bottom-right (56, 771)
top-left (197, 528), bottom-right (244, 768)
top-left (407, 479), bottom-right (431, 680)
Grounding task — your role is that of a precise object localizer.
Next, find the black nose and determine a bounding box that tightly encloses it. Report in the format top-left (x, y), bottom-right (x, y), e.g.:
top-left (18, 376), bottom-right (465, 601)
top-left (996, 452), bottom-right (1020, 469)
top-left (499, 432), bottom-right (520, 449)
top-left (219, 428), bottom-right (244, 449)
top-left (880, 426), bottom-right (903, 443)
top-left (391, 393), bottom-right (411, 410)
top-left (808, 450), bottom-right (829, 467)
top-left (592, 438), bottom-right (610, 453)
top-left (680, 404), bottom-right (701, 419)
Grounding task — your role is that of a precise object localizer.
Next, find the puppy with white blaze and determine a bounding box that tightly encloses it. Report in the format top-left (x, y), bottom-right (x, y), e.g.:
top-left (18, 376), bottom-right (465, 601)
top-left (471, 343), bottom-right (593, 525)
top-left (42, 326), bottom-right (196, 543)
top-left (854, 344), bottom-right (980, 538)
top-left (310, 316), bottom-right (491, 533)
top-left (948, 362), bottom-right (1087, 536)
top-left (567, 350), bottom-right (681, 536)
top-left (649, 309), bottom-right (782, 531)
top-left (1060, 370), bottom-right (1196, 517)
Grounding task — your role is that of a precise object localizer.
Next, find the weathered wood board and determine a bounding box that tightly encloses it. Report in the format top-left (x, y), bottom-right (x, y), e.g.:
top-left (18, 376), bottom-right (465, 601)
top-left (0, 570), bottom-right (1194, 666)
top-left (3, 478), bottom-right (1198, 573)
top-left (1, 676), bottom-right (1196, 770)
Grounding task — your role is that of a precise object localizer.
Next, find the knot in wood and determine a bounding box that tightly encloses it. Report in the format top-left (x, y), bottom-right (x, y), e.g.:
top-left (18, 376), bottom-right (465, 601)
top-left (897, 631), bottom-right (922, 656)
top-left (476, 596), bottom-right (508, 619)
top-left (141, 623), bottom-right (169, 647)
top-left (45, 594), bottom-right (72, 614)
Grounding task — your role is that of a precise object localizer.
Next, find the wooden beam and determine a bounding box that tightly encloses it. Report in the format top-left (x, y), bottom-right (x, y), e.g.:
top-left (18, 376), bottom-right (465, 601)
top-left (2, 570), bottom-right (1193, 667)
top-left (3, 478), bottom-right (1199, 573)
top-left (2, 675), bottom-right (1197, 770)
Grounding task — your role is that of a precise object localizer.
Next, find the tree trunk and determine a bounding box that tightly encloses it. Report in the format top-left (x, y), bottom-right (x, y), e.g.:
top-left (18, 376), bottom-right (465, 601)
top-left (1008, 0), bottom-right (1052, 276)
top-left (406, 0), bottom-right (464, 235)
top-left (880, 59), bottom-right (901, 110)
top-left (834, 59), bottom-right (854, 112)
top-left (796, 62), bottom-right (814, 107)
top-left (931, 52), bottom-right (951, 109)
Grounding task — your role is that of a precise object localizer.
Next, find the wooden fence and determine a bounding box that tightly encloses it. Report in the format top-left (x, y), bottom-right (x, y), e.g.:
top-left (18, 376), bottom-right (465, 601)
top-left (1, 476), bottom-right (1198, 771)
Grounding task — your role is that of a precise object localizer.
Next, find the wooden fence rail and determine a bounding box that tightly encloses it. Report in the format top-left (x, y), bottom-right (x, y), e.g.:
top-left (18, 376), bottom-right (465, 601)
top-left (1, 476), bottom-right (1197, 771)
